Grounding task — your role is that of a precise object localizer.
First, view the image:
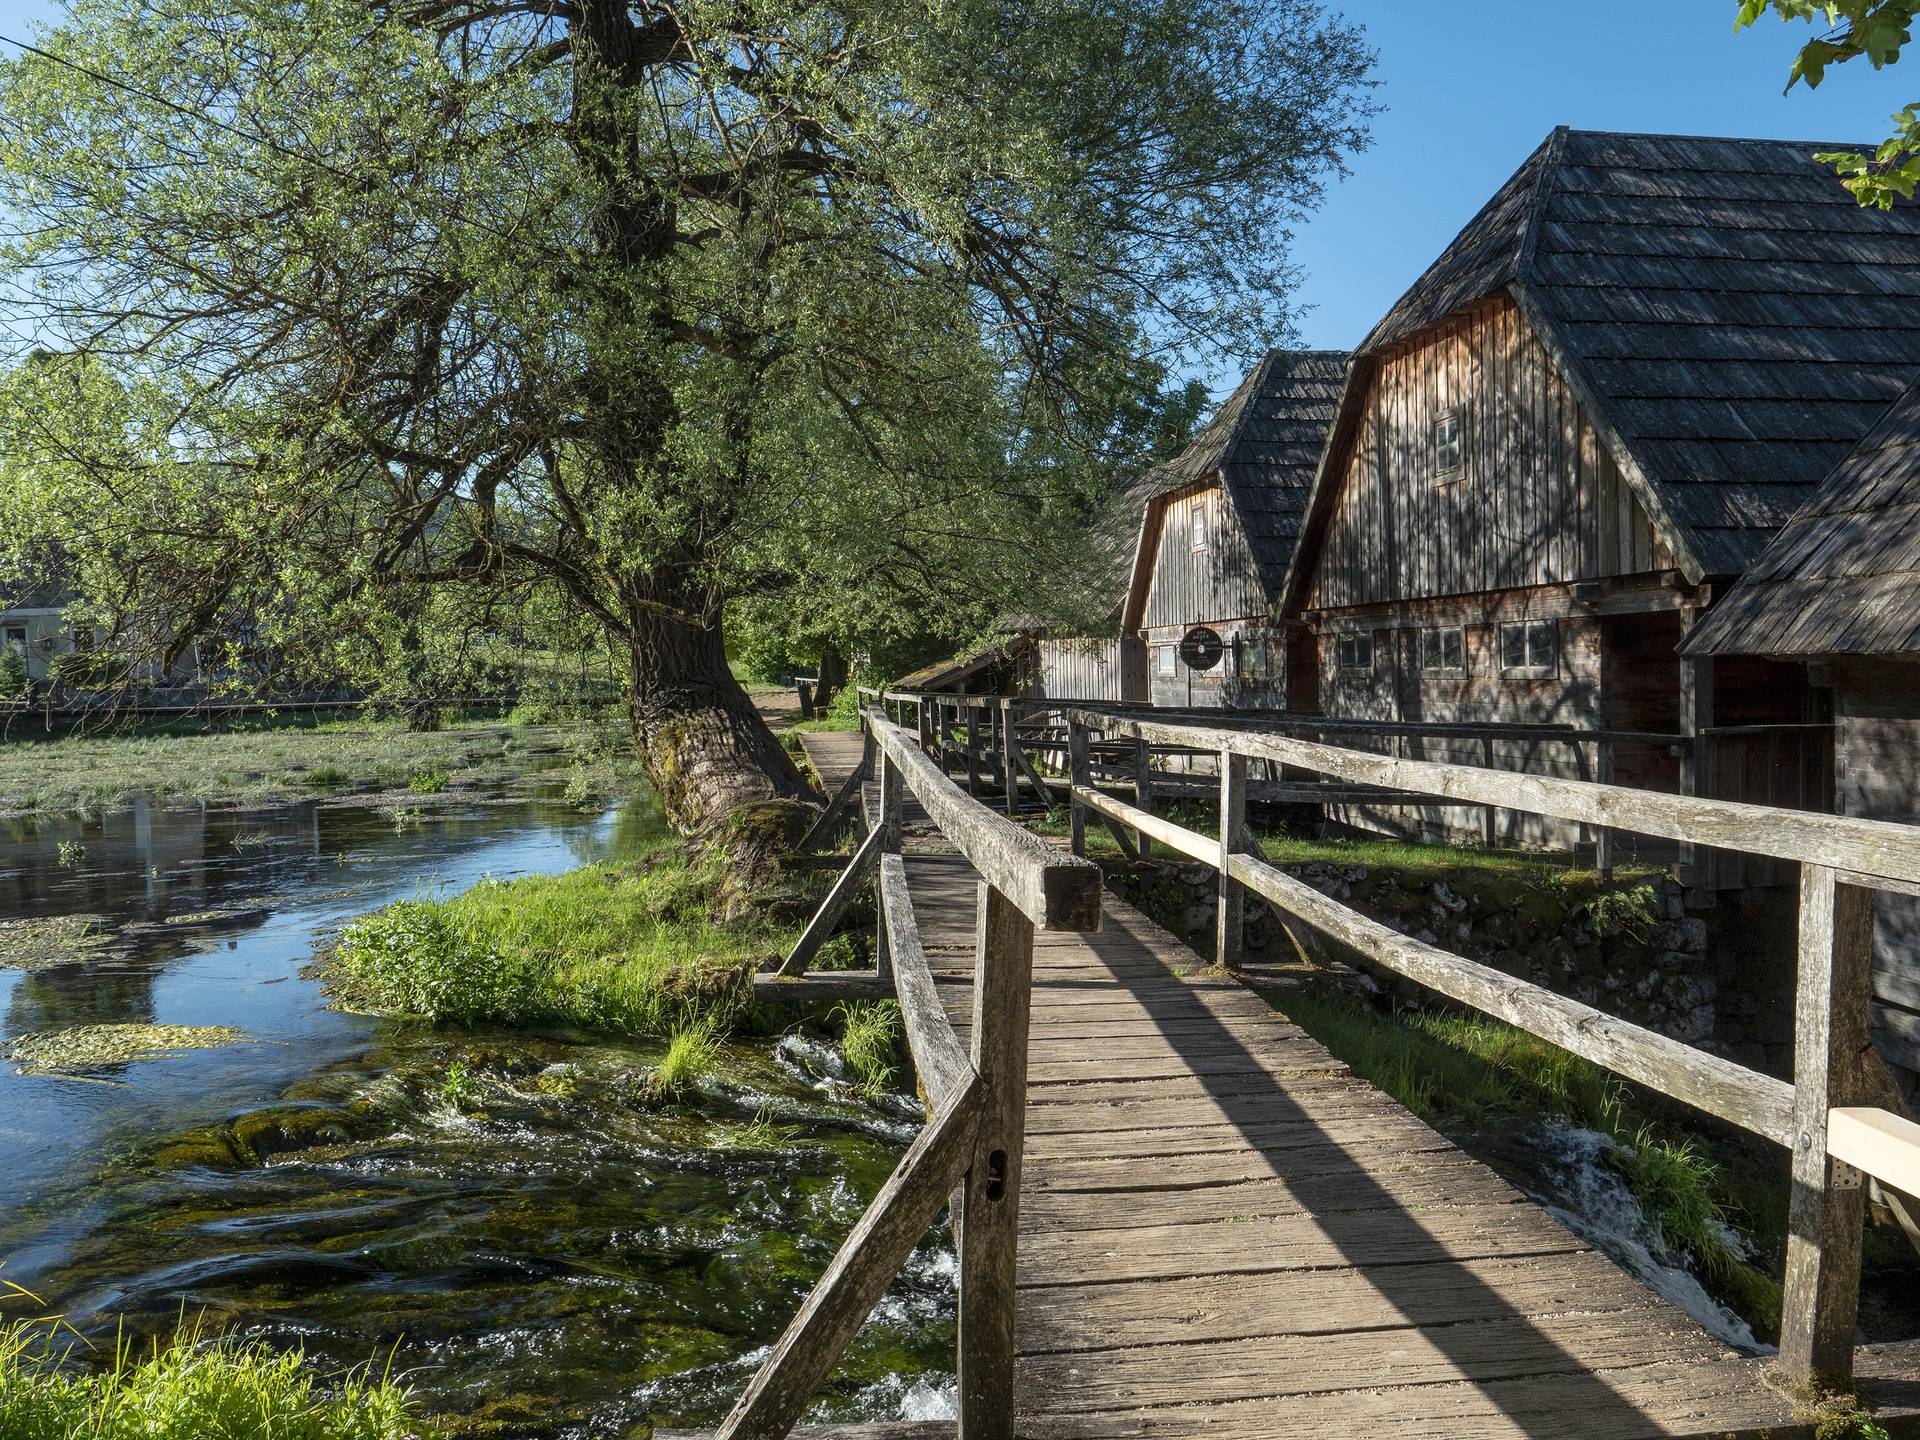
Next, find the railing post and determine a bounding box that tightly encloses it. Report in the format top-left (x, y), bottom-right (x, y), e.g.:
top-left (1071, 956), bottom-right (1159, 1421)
top-left (938, 701), bottom-right (955, 776)
top-left (1596, 738), bottom-right (1615, 882)
top-left (999, 700), bottom-right (1018, 818)
top-left (1133, 737), bottom-right (1154, 860)
top-left (963, 703), bottom-right (983, 795)
top-left (875, 750), bottom-right (904, 987)
top-left (957, 881), bottom-right (1034, 1439)
top-left (1778, 863), bottom-right (1877, 1392)
top-left (1217, 750), bottom-right (1247, 969)
top-left (1067, 717), bottom-right (1089, 858)
top-left (1481, 735), bottom-right (1496, 848)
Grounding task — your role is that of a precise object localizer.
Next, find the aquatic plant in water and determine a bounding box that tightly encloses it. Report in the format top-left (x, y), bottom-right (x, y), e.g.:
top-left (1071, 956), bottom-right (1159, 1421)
top-left (836, 1002), bottom-right (902, 1098)
top-left (6, 1024), bottom-right (247, 1075)
top-left (644, 1020), bottom-right (722, 1103)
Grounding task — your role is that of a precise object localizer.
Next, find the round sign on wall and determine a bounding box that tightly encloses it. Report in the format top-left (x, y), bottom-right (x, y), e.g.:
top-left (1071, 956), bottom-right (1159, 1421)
top-left (1178, 626), bottom-right (1224, 671)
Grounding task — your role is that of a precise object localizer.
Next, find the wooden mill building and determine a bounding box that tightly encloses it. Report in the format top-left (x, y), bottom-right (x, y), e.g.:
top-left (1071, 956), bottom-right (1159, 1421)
top-left (1116, 348), bottom-right (1347, 709)
top-left (1684, 380), bottom-right (1920, 1064)
top-left (1276, 127), bottom-right (1920, 854)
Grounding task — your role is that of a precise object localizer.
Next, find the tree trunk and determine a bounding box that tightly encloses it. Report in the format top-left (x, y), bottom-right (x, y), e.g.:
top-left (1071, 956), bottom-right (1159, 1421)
top-left (628, 604), bottom-right (813, 888)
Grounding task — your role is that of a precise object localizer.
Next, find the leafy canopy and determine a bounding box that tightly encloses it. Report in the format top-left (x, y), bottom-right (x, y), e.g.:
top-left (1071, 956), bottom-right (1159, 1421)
top-left (1737, 0), bottom-right (1920, 205)
top-left (0, 0), bottom-right (1376, 705)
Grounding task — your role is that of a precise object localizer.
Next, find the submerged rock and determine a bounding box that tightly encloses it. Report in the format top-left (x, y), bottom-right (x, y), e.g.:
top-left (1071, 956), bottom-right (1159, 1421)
top-left (7, 1022), bottom-right (248, 1074)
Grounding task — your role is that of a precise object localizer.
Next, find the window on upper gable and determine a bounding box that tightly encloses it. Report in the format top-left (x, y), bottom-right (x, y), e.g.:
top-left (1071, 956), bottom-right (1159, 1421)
top-left (1189, 495), bottom-right (1209, 551)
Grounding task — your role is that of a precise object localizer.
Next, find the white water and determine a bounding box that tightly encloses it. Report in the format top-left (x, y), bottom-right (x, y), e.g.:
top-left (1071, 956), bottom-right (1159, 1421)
top-left (1520, 1120), bottom-right (1770, 1354)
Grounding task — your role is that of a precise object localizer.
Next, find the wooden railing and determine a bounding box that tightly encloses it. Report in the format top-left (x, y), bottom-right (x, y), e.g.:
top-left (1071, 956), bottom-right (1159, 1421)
top-left (723, 711), bottom-right (1100, 1439)
top-left (1056, 704), bottom-right (1920, 1394)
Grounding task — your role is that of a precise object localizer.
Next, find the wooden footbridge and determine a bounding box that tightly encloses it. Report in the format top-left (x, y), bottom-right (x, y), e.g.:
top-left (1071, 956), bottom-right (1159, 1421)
top-left (698, 698), bottom-right (1920, 1439)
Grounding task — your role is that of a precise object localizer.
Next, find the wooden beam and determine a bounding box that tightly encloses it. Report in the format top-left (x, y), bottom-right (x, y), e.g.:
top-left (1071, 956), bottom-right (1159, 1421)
top-left (876, 754), bottom-right (904, 986)
top-left (1076, 785), bottom-right (1216, 866)
top-left (957, 883), bottom-right (1034, 1440)
top-left (1779, 866), bottom-right (1878, 1391)
top-left (798, 758), bottom-right (870, 854)
top-left (867, 712), bottom-right (1101, 933)
top-left (1217, 752), bottom-right (1249, 969)
top-left (1068, 709), bottom-right (1920, 889)
top-left (883, 854), bottom-right (974, 1109)
top-left (716, 1080), bottom-right (983, 1440)
top-left (1228, 848), bottom-right (1795, 1145)
top-left (754, 971), bottom-right (893, 1005)
top-left (1829, 1108), bottom-right (1920, 1200)
top-left (778, 824), bottom-right (884, 977)
top-left (1133, 737), bottom-right (1155, 861)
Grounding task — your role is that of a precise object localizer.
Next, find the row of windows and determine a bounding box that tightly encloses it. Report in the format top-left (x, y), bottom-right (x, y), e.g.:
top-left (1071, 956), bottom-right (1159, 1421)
top-left (1334, 620), bottom-right (1559, 678)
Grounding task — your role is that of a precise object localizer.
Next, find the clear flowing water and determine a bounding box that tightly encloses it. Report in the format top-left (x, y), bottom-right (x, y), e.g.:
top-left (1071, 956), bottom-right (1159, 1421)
top-left (0, 790), bottom-right (955, 1435)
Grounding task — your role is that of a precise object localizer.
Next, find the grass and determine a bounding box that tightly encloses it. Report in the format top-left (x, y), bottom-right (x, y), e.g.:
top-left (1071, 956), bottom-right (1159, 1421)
top-left (0, 1312), bottom-right (432, 1440)
top-left (1272, 983), bottom-right (1783, 1334)
top-left (643, 1019), bottom-right (723, 1102)
top-left (835, 1001), bottom-right (902, 1097)
top-left (328, 833), bottom-right (790, 1040)
top-left (0, 716), bottom-right (630, 817)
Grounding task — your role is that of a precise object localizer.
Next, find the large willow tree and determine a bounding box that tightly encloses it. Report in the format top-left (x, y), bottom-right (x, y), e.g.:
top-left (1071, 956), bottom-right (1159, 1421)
top-left (0, 0), bottom-right (1373, 841)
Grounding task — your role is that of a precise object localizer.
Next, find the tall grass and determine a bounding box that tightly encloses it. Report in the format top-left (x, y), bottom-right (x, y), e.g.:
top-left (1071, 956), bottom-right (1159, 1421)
top-left (835, 1002), bottom-right (902, 1097)
top-left (329, 838), bottom-right (781, 1039)
top-left (644, 1019), bottom-right (723, 1102)
top-left (0, 1315), bottom-right (431, 1440)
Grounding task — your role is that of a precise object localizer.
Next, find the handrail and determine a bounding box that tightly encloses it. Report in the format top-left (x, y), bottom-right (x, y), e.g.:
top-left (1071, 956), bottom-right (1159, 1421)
top-left (1058, 704), bottom-right (1916, 1394)
top-left (720, 705), bottom-right (1100, 1440)
top-left (870, 712), bottom-right (1101, 930)
top-left (1069, 707), bottom-right (1920, 889)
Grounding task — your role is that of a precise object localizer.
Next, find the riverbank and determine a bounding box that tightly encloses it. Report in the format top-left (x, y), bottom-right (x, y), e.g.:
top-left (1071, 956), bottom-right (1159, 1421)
top-left (0, 715), bottom-right (642, 818)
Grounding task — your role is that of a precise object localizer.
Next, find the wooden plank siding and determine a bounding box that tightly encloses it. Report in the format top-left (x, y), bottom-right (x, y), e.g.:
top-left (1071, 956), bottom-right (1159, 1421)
top-left (1031, 637), bottom-right (1148, 704)
top-left (1306, 297), bottom-right (1669, 612)
top-left (1137, 480), bottom-right (1283, 709)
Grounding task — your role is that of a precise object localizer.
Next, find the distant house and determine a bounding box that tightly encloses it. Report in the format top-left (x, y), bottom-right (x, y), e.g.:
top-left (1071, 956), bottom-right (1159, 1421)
top-left (1116, 349), bottom-right (1348, 709)
top-left (1277, 126), bottom-right (1920, 858)
top-left (0, 579), bottom-right (80, 685)
top-left (1683, 380), bottom-right (1920, 1065)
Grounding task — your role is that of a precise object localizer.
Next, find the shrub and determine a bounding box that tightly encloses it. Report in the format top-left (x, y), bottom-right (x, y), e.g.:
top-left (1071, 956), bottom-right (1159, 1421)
top-left (407, 768), bottom-right (448, 794)
top-left (0, 645), bottom-right (27, 699)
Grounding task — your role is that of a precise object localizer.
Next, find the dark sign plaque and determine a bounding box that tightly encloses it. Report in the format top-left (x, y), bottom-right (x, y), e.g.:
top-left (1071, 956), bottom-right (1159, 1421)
top-left (1178, 626), bottom-right (1224, 671)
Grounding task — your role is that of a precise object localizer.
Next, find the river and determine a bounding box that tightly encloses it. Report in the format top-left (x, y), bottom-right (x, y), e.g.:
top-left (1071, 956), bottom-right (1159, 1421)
top-left (0, 787), bottom-right (955, 1435)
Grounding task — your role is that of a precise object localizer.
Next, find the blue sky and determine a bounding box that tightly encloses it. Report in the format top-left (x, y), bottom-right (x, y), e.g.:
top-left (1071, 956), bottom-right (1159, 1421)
top-left (0, 0), bottom-right (1912, 381)
top-left (1283, 1), bottom-right (1916, 360)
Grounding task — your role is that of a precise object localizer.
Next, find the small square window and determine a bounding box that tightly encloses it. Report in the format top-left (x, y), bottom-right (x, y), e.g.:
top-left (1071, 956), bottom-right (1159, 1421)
top-left (1335, 632), bottom-right (1372, 673)
top-left (1, 626), bottom-right (25, 654)
top-left (1434, 409), bottom-right (1463, 480)
top-left (1235, 631), bottom-right (1278, 680)
top-left (1420, 626), bottom-right (1467, 675)
top-left (1189, 496), bottom-right (1209, 551)
top-left (1500, 620), bottom-right (1557, 676)
top-left (1154, 645), bottom-right (1177, 679)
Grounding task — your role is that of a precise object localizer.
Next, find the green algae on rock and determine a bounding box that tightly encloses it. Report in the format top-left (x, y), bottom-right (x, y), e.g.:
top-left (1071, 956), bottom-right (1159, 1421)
top-left (7, 1023), bottom-right (248, 1074)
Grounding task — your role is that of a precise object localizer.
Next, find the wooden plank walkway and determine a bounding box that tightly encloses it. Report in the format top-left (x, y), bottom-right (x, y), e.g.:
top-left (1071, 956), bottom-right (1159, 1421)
top-left (790, 730), bottom-right (1920, 1439)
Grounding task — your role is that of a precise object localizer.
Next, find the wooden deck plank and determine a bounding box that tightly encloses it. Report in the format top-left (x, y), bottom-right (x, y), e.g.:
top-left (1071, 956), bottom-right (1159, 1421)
top-left (785, 729), bottom-right (1920, 1440)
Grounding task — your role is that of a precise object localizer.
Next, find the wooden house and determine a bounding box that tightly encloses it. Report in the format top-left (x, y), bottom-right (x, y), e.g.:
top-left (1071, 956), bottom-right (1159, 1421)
top-left (1119, 349), bottom-right (1348, 709)
top-left (1277, 127), bottom-right (1920, 857)
top-left (1682, 381), bottom-right (1920, 1065)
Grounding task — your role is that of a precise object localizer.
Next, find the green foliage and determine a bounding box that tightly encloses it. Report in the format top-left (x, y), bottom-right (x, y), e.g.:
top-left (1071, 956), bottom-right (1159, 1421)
top-left (329, 843), bottom-right (777, 1038)
top-left (0, 0), bottom-right (1375, 758)
top-left (0, 1316), bottom-right (431, 1440)
top-left (435, 1059), bottom-right (485, 1112)
top-left (644, 1020), bottom-right (723, 1102)
top-left (55, 840), bottom-right (85, 867)
top-left (836, 1001), bottom-right (903, 1098)
top-left (1737, 1), bottom-right (1920, 205)
top-left (406, 768), bottom-right (448, 794)
top-left (1581, 884), bottom-right (1661, 940)
top-left (0, 643), bottom-right (25, 699)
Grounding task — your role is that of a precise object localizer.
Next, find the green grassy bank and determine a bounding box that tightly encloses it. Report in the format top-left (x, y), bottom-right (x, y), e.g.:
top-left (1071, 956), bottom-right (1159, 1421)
top-left (0, 1315), bottom-right (431, 1440)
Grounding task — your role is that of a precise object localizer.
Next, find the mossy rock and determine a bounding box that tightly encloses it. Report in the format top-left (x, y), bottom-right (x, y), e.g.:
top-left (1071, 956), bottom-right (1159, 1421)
top-left (147, 1127), bottom-right (251, 1170)
top-left (229, 1104), bottom-right (357, 1160)
top-left (7, 1023), bottom-right (247, 1074)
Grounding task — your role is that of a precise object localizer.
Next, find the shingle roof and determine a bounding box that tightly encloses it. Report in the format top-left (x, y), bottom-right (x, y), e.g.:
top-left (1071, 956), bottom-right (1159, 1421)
top-left (1682, 377), bottom-right (1920, 658)
top-left (1357, 127), bottom-right (1920, 579)
top-left (1128, 349), bottom-right (1349, 600)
